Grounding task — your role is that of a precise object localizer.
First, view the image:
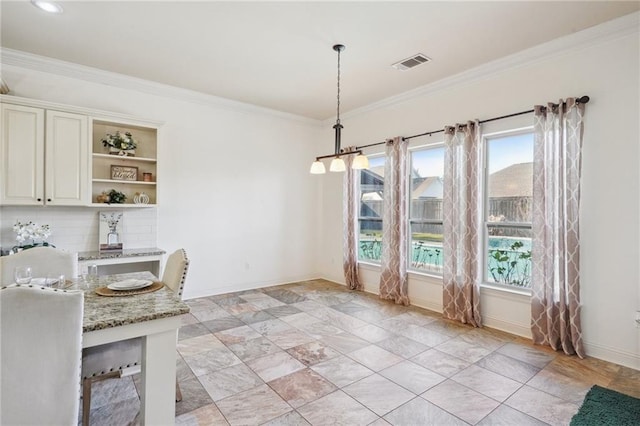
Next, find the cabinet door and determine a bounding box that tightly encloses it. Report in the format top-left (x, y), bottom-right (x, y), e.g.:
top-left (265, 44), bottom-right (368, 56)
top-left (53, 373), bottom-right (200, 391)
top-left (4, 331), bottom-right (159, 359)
top-left (0, 104), bottom-right (45, 205)
top-left (45, 110), bottom-right (89, 205)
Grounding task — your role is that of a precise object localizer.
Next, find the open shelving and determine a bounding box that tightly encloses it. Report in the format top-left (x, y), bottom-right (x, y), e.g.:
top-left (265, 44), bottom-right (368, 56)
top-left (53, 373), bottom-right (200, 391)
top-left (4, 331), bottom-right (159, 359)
top-left (90, 120), bottom-right (158, 207)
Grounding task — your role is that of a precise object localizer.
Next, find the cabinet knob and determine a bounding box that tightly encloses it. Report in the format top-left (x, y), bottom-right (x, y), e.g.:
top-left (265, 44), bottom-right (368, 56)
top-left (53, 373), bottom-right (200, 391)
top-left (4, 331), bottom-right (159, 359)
top-left (37, 198), bottom-right (42, 202)
top-left (47, 198), bottom-right (52, 202)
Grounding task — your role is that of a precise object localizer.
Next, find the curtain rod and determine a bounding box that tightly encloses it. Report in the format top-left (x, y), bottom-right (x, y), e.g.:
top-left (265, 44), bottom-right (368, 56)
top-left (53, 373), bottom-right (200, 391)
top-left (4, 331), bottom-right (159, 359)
top-left (353, 95), bottom-right (590, 150)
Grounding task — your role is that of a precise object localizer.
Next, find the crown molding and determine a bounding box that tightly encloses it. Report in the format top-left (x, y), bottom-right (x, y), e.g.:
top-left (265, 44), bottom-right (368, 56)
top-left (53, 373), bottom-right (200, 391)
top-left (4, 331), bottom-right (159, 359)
top-left (0, 48), bottom-right (321, 127)
top-left (2, 10), bottom-right (637, 128)
top-left (334, 11), bottom-right (640, 124)
top-left (0, 94), bottom-right (165, 128)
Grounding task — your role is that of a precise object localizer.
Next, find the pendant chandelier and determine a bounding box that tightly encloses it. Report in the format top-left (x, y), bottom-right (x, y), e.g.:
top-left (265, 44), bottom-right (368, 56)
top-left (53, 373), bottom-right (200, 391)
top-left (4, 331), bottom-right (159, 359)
top-left (309, 44), bottom-right (369, 174)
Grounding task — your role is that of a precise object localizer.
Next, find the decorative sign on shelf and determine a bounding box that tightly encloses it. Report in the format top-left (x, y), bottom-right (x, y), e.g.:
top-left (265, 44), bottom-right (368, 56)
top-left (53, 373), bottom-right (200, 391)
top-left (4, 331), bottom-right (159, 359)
top-left (111, 165), bottom-right (138, 181)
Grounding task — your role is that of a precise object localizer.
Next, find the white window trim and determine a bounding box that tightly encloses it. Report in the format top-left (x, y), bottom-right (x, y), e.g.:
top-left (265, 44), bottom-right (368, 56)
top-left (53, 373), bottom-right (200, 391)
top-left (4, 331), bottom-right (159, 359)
top-left (357, 153), bottom-right (385, 265)
top-left (407, 142), bottom-right (445, 275)
top-left (481, 126), bottom-right (534, 292)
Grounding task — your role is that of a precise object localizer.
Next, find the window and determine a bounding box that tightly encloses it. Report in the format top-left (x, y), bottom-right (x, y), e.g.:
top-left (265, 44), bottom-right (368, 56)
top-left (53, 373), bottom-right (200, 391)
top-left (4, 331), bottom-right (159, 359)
top-left (484, 130), bottom-right (534, 288)
top-left (358, 156), bottom-right (385, 263)
top-left (356, 127), bottom-right (533, 292)
top-left (409, 146), bottom-right (445, 274)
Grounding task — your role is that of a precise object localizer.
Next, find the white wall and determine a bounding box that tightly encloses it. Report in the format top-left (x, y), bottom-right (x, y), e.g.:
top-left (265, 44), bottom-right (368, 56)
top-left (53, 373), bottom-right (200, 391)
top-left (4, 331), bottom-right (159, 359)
top-left (318, 16), bottom-right (640, 369)
top-left (0, 62), bottom-right (323, 298)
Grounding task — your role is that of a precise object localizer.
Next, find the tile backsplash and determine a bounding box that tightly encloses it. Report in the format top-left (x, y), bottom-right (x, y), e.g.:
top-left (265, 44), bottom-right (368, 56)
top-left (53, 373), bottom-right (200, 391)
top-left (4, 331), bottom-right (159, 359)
top-left (0, 206), bottom-right (157, 254)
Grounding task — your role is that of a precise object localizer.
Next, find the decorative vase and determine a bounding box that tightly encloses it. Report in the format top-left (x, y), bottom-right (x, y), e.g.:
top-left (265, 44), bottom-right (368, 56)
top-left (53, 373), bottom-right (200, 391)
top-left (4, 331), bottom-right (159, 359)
top-left (133, 192), bottom-right (150, 205)
top-left (109, 147), bottom-right (136, 157)
top-left (107, 230), bottom-right (120, 246)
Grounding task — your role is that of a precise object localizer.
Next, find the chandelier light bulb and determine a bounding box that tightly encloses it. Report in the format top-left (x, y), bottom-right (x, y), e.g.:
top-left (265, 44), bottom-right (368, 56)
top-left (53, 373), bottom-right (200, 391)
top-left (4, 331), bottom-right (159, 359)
top-left (330, 157), bottom-right (346, 172)
top-left (352, 154), bottom-right (369, 170)
top-left (309, 160), bottom-right (326, 174)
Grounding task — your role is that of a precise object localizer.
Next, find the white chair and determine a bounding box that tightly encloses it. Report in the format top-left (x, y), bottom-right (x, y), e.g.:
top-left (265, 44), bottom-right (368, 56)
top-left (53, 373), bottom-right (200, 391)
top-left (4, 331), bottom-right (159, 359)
top-left (0, 246), bottom-right (78, 285)
top-left (1, 284), bottom-right (84, 425)
top-left (81, 249), bottom-right (190, 425)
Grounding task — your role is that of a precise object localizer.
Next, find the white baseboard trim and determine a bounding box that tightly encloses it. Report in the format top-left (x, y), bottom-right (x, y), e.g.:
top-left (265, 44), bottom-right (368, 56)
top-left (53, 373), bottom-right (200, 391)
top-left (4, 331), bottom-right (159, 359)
top-left (407, 296), bottom-right (443, 315)
top-left (482, 315), bottom-right (531, 339)
top-left (183, 274), bottom-right (320, 300)
top-left (583, 340), bottom-right (640, 371)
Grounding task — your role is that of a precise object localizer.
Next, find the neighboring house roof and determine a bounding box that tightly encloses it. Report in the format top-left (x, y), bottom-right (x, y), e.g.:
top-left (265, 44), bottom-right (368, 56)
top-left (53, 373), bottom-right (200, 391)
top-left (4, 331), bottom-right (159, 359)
top-left (412, 176), bottom-right (443, 199)
top-left (367, 166), bottom-right (385, 179)
top-left (362, 163), bottom-right (532, 199)
top-left (489, 162), bottom-right (533, 198)
top-left (360, 167), bottom-right (384, 192)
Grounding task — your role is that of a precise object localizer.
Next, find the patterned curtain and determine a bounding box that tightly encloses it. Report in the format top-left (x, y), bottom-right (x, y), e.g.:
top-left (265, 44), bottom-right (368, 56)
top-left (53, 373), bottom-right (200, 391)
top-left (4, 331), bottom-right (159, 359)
top-left (442, 121), bottom-right (482, 327)
top-left (531, 98), bottom-right (585, 358)
top-left (379, 137), bottom-right (410, 305)
top-left (343, 147), bottom-right (363, 291)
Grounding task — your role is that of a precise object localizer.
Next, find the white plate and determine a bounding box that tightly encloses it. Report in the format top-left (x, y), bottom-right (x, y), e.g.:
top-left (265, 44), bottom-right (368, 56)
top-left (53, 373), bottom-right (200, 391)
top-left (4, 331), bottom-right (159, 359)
top-left (107, 279), bottom-right (153, 291)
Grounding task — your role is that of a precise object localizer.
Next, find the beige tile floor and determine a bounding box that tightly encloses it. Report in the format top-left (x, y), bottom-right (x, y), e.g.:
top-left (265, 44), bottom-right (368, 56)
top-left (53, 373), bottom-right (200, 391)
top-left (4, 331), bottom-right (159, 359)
top-left (83, 279), bottom-right (639, 425)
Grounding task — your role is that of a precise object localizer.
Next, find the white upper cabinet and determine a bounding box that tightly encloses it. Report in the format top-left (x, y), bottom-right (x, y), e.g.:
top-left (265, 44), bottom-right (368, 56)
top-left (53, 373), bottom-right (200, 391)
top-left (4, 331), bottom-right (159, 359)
top-left (45, 110), bottom-right (89, 205)
top-left (1, 104), bottom-right (45, 205)
top-left (0, 103), bottom-right (89, 205)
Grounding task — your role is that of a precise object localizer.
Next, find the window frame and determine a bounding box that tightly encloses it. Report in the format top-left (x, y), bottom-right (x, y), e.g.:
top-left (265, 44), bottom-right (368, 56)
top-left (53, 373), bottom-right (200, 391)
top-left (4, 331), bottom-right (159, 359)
top-left (357, 153), bottom-right (385, 266)
top-left (354, 120), bottom-right (537, 297)
top-left (481, 126), bottom-right (534, 292)
top-left (407, 142), bottom-right (445, 276)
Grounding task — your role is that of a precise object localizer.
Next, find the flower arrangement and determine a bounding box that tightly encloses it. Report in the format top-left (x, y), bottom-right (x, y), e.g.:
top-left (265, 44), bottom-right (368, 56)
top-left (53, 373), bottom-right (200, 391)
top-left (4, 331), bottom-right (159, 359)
top-left (12, 220), bottom-right (54, 251)
top-left (102, 131), bottom-right (138, 154)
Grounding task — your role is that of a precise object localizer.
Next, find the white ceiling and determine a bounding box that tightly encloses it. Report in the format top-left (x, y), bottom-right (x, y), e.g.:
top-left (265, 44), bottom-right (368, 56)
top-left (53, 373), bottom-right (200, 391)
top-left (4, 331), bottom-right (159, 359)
top-left (1, 1), bottom-right (638, 120)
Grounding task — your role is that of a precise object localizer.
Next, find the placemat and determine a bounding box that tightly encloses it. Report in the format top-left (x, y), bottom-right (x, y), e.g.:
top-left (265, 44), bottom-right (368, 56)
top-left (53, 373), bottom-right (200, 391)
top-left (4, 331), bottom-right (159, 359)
top-left (95, 281), bottom-right (164, 297)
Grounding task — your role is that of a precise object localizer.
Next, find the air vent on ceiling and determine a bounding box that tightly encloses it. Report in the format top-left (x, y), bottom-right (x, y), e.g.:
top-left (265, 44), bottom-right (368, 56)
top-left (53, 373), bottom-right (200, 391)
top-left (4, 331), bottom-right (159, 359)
top-left (391, 53), bottom-right (431, 71)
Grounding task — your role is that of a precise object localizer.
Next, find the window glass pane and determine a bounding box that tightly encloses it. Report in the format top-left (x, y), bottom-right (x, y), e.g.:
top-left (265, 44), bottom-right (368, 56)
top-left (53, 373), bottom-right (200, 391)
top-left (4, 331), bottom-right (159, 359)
top-left (359, 220), bottom-right (382, 263)
top-left (487, 133), bottom-right (533, 223)
top-left (409, 146), bottom-right (444, 273)
top-left (487, 225), bottom-right (532, 288)
top-left (485, 131), bottom-right (533, 288)
top-left (358, 156), bottom-right (385, 263)
top-left (410, 147), bottom-right (444, 221)
top-left (410, 223), bottom-right (443, 274)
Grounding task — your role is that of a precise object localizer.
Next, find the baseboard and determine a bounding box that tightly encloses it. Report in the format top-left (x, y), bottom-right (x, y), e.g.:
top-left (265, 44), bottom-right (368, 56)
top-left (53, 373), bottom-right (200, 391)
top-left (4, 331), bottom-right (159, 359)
top-left (407, 295), bottom-right (443, 315)
top-left (583, 340), bottom-right (640, 371)
top-left (482, 315), bottom-right (532, 339)
top-left (184, 274), bottom-right (321, 300)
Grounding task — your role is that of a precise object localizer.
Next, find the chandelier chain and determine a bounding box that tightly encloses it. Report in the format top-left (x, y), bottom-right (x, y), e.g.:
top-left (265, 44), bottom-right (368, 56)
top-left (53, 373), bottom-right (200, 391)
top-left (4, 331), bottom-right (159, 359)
top-left (336, 48), bottom-right (341, 124)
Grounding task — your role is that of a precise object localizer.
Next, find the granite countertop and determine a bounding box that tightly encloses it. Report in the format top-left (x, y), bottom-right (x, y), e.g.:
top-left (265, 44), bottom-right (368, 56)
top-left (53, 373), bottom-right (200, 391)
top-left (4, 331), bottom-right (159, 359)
top-left (77, 247), bottom-right (166, 261)
top-left (81, 271), bottom-right (189, 333)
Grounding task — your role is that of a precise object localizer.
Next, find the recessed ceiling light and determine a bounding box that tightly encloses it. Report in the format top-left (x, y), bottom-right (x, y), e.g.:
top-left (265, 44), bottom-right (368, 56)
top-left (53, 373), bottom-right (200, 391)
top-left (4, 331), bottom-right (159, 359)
top-left (31, 0), bottom-right (63, 14)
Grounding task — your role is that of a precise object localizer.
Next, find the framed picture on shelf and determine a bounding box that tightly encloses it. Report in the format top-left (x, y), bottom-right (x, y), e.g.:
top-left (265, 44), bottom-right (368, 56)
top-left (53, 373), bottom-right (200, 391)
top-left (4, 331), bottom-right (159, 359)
top-left (111, 165), bottom-right (138, 181)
